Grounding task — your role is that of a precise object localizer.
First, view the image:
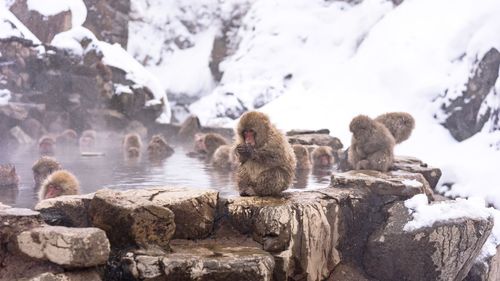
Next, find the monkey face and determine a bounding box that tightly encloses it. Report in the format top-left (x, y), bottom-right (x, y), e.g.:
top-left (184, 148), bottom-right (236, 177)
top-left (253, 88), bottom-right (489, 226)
top-left (349, 115), bottom-right (373, 134)
top-left (243, 129), bottom-right (256, 146)
top-left (0, 164), bottom-right (18, 186)
top-left (44, 184), bottom-right (61, 199)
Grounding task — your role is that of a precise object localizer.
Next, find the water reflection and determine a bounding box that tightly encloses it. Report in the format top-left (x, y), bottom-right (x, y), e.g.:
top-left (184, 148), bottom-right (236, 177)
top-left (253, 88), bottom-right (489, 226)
top-left (0, 142), bottom-right (333, 208)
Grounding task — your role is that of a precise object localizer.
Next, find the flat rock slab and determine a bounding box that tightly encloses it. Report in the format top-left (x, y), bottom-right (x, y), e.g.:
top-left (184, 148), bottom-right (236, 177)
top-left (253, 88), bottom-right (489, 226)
top-left (364, 202), bottom-right (493, 281)
top-left (393, 155), bottom-right (442, 189)
top-left (26, 269), bottom-right (102, 281)
top-left (89, 189), bottom-right (175, 249)
top-left (115, 187), bottom-right (219, 239)
top-left (0, 207), bottom-right (43, 245)
top-left (17, 226), bottom-right (110, 267)
top-left (35, 194), bottom-right (94, 227)
top-left (330, 170), bottom-right (433, 200)
top-left (122, 240), bottom-right (275, 281)
top-left (287, 133), bottom-right (343, 149)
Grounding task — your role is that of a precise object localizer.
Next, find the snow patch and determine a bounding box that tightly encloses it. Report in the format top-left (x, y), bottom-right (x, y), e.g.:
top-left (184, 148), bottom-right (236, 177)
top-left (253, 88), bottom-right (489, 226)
top-left (0, 89), bottom-right (11, 105)
top-left (26, 0), bottom-right (87, 27)
top-left (402, 179), bottom-right (423, 188)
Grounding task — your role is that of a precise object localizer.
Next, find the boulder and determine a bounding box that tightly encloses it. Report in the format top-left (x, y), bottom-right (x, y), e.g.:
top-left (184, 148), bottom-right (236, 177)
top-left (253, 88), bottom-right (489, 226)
top-left (9, 0), bottom-right (72, 43)
top-left (27, 269), bottom-right (103, 281)
top-left (328, 263), bottom-right (372, 281)
top-left (89, 189), bottom-right (175, 250)
top-left (17, 226), bottom-right (110, 268)
top-left (330, 169), bottom-right (434, 201)
top-left (83, 0), bottom-right (130, 48)
top-left (364, 202), bottom-right (493, 281)
top-left (120, 187), bottom-right (218, 239)
top-left (393, 155), bottom-right (442, 190)
top-left (465, 246), bottom-right (500, 281)
top-left (35, 194), bottom-right (94, 227)
top-left (0, 208), bottom-right (43, 245)
top-left (287, 133), bottom-right (343, 150)
top-left (9, 125), bottom-right (33, 144)
top-left (120, 239), bottom-right (275, 281)
top-left (286, 129), bottom-right (330, 136)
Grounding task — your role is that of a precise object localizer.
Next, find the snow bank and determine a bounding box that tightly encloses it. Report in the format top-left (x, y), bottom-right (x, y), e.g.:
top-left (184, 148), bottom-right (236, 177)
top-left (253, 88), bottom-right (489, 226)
top-left (52, 27), bottom-right (172, 123)
top-left (26, 0), bottom-right (86, 27)
top-left (404, 194), bottom-right (500, 261)
top-left (0, 5), bottom-right (41, 43)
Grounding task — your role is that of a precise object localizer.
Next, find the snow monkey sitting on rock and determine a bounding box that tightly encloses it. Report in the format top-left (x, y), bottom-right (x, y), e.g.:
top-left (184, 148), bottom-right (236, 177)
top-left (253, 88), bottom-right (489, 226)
top-left (38, 170), bottom-right (80, 200)
top-left (348, 115), bottom-right (395, 172)
top-left (374, 112), bottom-right (415, 144)
top-left (235, 111), bottom-right (296, 196)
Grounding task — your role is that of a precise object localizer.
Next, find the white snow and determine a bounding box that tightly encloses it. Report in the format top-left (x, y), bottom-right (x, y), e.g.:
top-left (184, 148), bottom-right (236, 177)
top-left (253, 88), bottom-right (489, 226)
top-left (0, 89), bottom-right (11, 105)
top-left (0, 5), bottom-right (41, 43)
top-left (402, 179), bottom-right (423, 188)
top-left (52, 27), bottom-right (172, 123)
top-left (26, 0), bottom-right (87, 27)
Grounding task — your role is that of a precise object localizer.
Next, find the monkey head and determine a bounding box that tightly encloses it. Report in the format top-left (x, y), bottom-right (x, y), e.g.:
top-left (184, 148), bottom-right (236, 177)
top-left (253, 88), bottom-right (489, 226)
top-left (39, 170), bottom-right (79, 200)
top-left (32, 157), bottom-right (62, 187)
top-left (237, 111), bottom-right (272, 148)
top-left (349, 115), bottom-right (375, 135)
top-left (0, 164), bottom-right (19, 187)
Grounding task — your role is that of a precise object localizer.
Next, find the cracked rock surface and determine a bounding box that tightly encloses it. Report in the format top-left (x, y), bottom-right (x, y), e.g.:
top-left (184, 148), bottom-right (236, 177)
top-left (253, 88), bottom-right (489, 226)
top-left (17, 226), bottom-right (110, 267)
top-left (35, 194), bottom-right (94, 227)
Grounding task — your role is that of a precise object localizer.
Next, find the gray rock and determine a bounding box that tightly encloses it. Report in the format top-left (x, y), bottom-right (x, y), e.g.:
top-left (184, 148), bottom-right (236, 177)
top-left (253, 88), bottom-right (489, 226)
top-left (287, 133), bottom-right (343, 150)
top-left (34, 194), bottom-right (94, 227)
top-left (441, 48), bottom-right (500, 141)
top-left (0, 208), bottom-right (43, 245)
top-left (330, 169), bottom-right (434, 201)
top-left (465, 246), bottom-right (500, 281)
top-left (286, 128), bottom-right (330, 136)
top-left (121, 240), bottom-right (275, 281)
top-left (0, 103), bottom-right (29, 120)
top-left (9, 125), bottom-right (33, 144)
top-left (328, 263), bottom-right (373, 281)
top-left (89, 189), bottom-right (175, 250)
top-left (17, 226), bottom-right (110, 268)
top-left (120, 187), bottom-right (218, 239)
top-left (393, 155), bottom-right (442, 190)
top-left (24, 269), bottom-right (102, 281)
top-left (364, 202), bottom-right (493, 281)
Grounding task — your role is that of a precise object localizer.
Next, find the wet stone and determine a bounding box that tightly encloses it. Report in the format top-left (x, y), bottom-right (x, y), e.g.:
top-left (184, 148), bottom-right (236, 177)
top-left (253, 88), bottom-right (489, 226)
top-left (392, 155), bottom-right (442, 190)
top-left (35, 194), bottom-right (94, 227)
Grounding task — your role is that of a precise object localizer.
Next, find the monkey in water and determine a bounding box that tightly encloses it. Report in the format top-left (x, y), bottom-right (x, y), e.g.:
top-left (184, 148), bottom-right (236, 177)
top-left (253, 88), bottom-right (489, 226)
top-left (374, 112), bottom-right (415, 144)
top-left (56, 129), bottom-right (78, 146)
top-left (38, 135), bottom-right (56, 156)
top-left (32, 157), bottom-right (62, 188)
top-left (235, 111), bottom-right (296, 196)
top-left (292, 144), bottom-right (311, 189)
top-left (194, 133), bottom-right (228, 159)
top-left (311, 146), bottom-right (335, 168)
top-left (177, 115), bottom-right (202, 142)
top-left (38, 170), bottom-right (79, 200)
top-left (147, 134), bottom-right (174, 161)
top-left (123, 133), bottom-right (142, 158)
top-left (211, 144), bottom-right (237, 170)
top-left (347, 115), bottom-right (395, 172)
top-left (79, 129), bottom-right (97, 150)
top-left (0, 164), bottom-right (19, 187)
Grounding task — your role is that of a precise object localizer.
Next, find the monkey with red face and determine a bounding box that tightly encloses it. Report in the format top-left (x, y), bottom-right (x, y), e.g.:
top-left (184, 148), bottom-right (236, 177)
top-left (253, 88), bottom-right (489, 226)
top-left (38, 135), bottom-right (56, 156)
top-left (38, 170), bottom-right (79, 200)
top-left (235, 111), bottom-right (296, 196)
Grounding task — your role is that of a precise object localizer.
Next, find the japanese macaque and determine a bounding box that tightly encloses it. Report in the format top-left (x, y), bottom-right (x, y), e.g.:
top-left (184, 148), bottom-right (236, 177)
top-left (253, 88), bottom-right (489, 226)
top-left (79, 130), bottom-right (97, 150)
top-left (292, 144), bottom-right (311, 189)
top-left (194, 133), bottom-right (228, 159)
top-left (347, 115), bottom-right (395, 172)
top-left (56, 129), bottom-right (78, 145)
top-left (311, 146), bottom-right (335, 168)
top-left (123, 133), bottom-right (142, 158)
top-left (211, 145), bottom-right (237, 170)
top-left (0, 164), bottom-right (19, 187)
top-left (38, 170), bottom-right (80, 200)
top-left (293, 144), bottom-right (312, 170)
top-left (147, 134), bottom-right (174, 161)
top-left (38, 135), bottom-right (56, 156)
top-left (374, 112), bottom-right (415, 144)
top-left (235, 111), bottom-right (296, 196)
top-left (32, 157), bottom-right (62, 188)
top-left (177, 115), bottom-right (202, 142)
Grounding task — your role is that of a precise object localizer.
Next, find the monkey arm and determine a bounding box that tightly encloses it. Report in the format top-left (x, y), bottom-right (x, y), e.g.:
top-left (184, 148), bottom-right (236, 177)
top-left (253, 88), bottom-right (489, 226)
top-left (250, 146), bottom-right (283, 167)
top-left (236, 143), bottom-right (252, 163)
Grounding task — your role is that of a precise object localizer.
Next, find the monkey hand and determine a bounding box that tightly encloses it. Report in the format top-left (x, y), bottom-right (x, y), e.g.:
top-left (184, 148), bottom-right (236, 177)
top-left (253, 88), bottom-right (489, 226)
top-left (236, 143), bottom-right (254, 162)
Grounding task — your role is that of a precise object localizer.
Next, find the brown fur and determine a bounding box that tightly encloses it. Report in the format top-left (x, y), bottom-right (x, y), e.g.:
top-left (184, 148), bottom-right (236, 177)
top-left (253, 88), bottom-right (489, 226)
top-left (211, 145), bottom-right (237, 170)
top-left (79, 129), bottom-right (96, 149)
top-left (56, 129), bottom-right (78, 145)
top-left (203, 133), bottom-right (228, 158)
top-left (38, 135), bottom-right (56, 156)
top-left (348, 115), bottom-right (395, 172)
top-left (374, 112), bottom-right (415, 144)
top-left (178, 115), bottom-right (201, 141)
top-left (147, 135), bottom-right (174, 160)
top-left (311, 146), bottom-right (335, 168)
top-left (235, 111), bottom-right (296, 196)
top-left (38, 170), bottom-right (80, 200)
top-left (293, 144), bottom-right (312, 170)
top-left (32, 157), bottom-right (62, 188)
top-left (123, 133), bottom-right (142, 158)
top-left (0, 164), bottom-right (19, 187)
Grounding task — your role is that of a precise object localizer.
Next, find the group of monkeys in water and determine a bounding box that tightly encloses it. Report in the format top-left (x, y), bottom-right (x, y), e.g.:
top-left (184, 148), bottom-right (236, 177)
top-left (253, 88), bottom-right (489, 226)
top-left (0, 110), bottom-right (414, 200)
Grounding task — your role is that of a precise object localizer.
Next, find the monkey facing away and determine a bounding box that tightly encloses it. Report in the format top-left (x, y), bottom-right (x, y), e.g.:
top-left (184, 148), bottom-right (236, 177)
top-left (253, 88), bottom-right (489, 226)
top-left (177, 115), bottom-right (202, 141)
top-left (147, 134), bottom-right (174, 161)
top-left (374, 112), bottom-right (415, 144)
top-left (348, 115), bottom-right (395, 172)
top-left (311, 146), bottom-right (335, 168)
top-left (211, 144), bottom-right (237, 170)
top-left (56, 129), bottom-right (78, 146)
top-left (123, 133), bottom-right (142, 158)
top-left (38, 170), bottom-right (80, 200)
top-left (235, 111), bottom-right (296, 196)
top-left (0, 164), bottom-right (19, 187)
top-left (32, 157), bottom-right (62, 188)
